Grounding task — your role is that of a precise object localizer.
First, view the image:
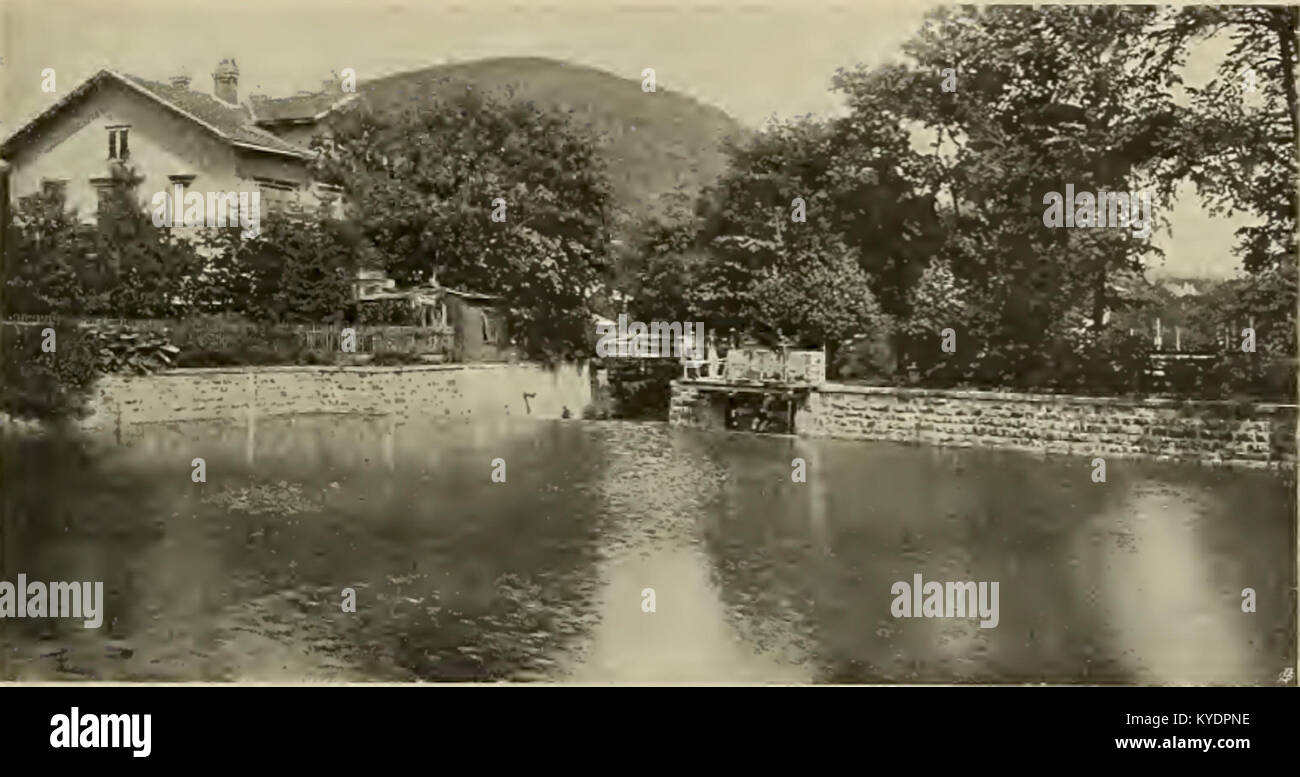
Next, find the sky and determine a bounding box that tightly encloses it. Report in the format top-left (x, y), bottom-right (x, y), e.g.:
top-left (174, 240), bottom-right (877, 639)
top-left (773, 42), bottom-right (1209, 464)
top-left (0, 0), bottom-right (1265, 279)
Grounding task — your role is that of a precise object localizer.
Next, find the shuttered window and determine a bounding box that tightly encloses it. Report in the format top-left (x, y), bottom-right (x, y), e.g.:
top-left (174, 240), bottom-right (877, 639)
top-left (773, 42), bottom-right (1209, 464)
top-left (107, 127), bottom-right (130, 160)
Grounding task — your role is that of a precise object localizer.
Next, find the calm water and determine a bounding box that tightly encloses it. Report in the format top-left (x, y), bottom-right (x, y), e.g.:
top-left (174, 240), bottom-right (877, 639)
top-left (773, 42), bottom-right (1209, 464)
top-left (1, 415), bottom-right (1294, 684)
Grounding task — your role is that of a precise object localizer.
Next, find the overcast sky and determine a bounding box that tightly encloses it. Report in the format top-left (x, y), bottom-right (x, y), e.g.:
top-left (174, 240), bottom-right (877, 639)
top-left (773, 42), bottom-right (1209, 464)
top-left (1, 0), bottom-right (1263, 279)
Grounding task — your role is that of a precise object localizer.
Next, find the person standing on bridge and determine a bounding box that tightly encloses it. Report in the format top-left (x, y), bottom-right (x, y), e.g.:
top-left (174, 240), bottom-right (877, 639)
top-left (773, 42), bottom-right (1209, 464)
top-left (706, 331), bottom-right (722, 379)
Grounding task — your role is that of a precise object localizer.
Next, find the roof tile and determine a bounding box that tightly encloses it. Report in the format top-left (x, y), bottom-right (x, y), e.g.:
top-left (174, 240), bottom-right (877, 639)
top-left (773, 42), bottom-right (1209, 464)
top-left (249, 92), bottom-right (356, 123)
top-left (120, 73), bottom-right (310, 156)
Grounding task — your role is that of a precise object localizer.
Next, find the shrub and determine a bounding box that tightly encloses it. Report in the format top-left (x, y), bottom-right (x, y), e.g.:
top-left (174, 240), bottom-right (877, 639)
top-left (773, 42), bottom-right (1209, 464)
top-left (367, 351), bottom-right (430, 366)
top-left (168, 313), bottom-right (260, 352)
top-left (1203, 353), bottom-right (1297, 402)
top-left (173, 349), bottom-right (245, 368)
top-left (173, 345), bottom-right (338, 368)
top-left (1072, 328), bottom-right (1152, 395)
top-left (0, 323), bottom-right (100, 422)
top-left (357, 298), bottom-right (423, 326)
top-left (82, 321), bottom-right (180, 375)
top-left (606, 358), bottom-right (679, 419)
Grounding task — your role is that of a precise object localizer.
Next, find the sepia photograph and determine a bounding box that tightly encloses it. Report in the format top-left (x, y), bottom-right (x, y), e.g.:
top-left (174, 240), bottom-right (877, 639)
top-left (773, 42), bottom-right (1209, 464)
top-left (0, 0), bottom-right (1296, 723)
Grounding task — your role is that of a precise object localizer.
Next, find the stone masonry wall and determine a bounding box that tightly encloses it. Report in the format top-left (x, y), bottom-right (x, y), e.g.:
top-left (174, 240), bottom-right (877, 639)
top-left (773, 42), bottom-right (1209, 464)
top-left (670, 380), bottom-right (1297, 469)
top-left (82, 362), bottom-right (591, 429)
top-left (667, 382), bottom-right (728, 431)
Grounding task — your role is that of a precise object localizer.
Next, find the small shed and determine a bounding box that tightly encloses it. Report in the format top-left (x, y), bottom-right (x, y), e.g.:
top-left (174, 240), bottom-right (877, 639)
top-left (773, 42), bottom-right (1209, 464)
top-left (351, 267), bottom-right (511, 361)
top-left (442, 287), bottom-right (511, 361)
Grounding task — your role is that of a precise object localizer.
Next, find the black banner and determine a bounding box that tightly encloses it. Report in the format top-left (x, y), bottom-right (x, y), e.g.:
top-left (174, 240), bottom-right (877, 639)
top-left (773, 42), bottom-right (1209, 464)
top-left (0, 685), bottom-right (1291, 765)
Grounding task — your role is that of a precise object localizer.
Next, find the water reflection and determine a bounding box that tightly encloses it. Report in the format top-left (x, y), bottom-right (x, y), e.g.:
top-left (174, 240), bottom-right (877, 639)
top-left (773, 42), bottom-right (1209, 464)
top-left (1, 417), bottom-right (1293, 684)
top-left (566, 425), bottom-right (806, 683)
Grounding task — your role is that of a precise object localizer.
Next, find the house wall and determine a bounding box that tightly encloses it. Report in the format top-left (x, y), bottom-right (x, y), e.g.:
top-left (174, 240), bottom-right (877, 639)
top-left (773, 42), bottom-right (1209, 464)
top-left (235, 149), bottom-right (311, 187)
top-left (7, 80), bottom-right (249, 220)
top-left (5, 79), bottom-right (313, 223)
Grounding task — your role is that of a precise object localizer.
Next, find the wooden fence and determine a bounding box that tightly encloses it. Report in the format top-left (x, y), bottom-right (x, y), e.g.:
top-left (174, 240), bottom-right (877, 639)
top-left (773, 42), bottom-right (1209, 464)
top-left (295, 325), bottom-right (451, 354)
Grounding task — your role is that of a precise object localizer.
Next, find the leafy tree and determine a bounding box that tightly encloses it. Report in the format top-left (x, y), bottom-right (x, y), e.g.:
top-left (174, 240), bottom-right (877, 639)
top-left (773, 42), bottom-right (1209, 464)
top-left (630, 117), bottom-right (915, 364)
top-left (3, 189), bottom-right (98, 315)
top-left (828, 6), bottom-right (1190, 385)
top-left (235, 211), bottom-right (356, 324)
top-left (1142, 6), bottom-right (1298, 366)
top-left (749, 246), bottom-right (883, 355)
top-left (1, 323), bottom-right (100, 422)
top-left (4, 162), bottom-right (207, 318)
top-left (1146, 6), bottom-right (1299, 274)
top-left (311, 88), bottom-right (614, 359)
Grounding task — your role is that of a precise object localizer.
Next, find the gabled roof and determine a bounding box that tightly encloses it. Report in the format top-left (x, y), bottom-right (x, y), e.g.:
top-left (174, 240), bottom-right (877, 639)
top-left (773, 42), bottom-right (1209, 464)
top-left (1, 69), bottom-right (313, 160)
top-left (248, 91), bottom-right (360, 123)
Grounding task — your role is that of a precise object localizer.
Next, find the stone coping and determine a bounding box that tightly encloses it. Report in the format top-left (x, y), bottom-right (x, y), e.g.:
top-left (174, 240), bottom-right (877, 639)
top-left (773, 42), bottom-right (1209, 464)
top-left (113, 362), bottom-right (540, 378)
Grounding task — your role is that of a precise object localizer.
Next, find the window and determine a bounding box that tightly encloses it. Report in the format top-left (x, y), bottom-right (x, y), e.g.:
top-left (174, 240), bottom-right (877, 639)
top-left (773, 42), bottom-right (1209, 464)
top-left (164, 175), bottom-right (197, 227)
top-left (481, 309), bottom-right (502, 344)
top-left (41, 178), bottom-right (68, 200)
top-left (107, 126), bottom-right (130, 160)
top-left (312, 182), bottom-right (346, 217)
top-left (90, 177), bottom-right (121, 222)
top-left (253, 176), bottom-right (301, 211)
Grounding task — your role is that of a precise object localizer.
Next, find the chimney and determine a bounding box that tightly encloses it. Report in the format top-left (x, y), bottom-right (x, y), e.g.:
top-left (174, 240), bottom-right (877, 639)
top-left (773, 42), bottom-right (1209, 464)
top-left (170, 74), bottom-right (192, 89)
top-left (212, 58), bottom-right (239, 104)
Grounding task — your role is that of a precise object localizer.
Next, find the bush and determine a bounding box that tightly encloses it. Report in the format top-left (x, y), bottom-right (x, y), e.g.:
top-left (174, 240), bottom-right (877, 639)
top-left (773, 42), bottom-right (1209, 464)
top-left (1202, 353), bottom-right (1297, 402)
top-left (82, 321), bottom-right (180, 375)
top-left (174, 349), bottom-right (247, 368)
top-left (906, 324), bottom-right (1153, 395)
top-left (5, 172), bottom-right (210, 319)
top-left (606, 358), bottom-right (679, 419)
top-left (367, 351), bottom-right (430, 366)
top-left (1071, 329), bottom-right (1152, 395)
top-left (357, 298), bottom-right (423, 326)
top-left (174, 346), bottom-right (339, 368)
top-left (1, 324), bottom-right (100, 422)
top-left (170, 316), bottom-right (326, 367)
top-left (1159, 358), bottom-right (1205, 395)
top-left (168, 313), bottom-right (260, 352)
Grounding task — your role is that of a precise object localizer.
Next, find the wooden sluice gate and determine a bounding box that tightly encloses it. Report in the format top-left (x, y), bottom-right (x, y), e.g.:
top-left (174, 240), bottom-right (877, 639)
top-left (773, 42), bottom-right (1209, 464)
top-left (677, 344), bottom-right (826, 435)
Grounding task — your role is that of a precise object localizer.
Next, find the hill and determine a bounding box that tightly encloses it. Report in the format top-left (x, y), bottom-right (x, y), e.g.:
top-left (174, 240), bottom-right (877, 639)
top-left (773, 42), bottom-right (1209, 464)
top-left (355, 57), bottom-right (746, 232)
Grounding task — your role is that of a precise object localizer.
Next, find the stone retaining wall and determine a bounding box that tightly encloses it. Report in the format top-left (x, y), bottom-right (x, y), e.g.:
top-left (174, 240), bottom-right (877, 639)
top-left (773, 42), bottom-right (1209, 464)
top-left (81, 362), bottom-right (591, 429)
top-left (670, 381), bottom-right (1297, 469)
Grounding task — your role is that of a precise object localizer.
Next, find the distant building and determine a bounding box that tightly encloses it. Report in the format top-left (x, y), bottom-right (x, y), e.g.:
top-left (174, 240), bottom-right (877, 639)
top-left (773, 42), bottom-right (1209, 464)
top-left (1, 59), bottom-right (357, 222)
top-left (1163, 280), bottom-right (1202, 298)
top-left (351, 267), bottom-right (512, 361)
